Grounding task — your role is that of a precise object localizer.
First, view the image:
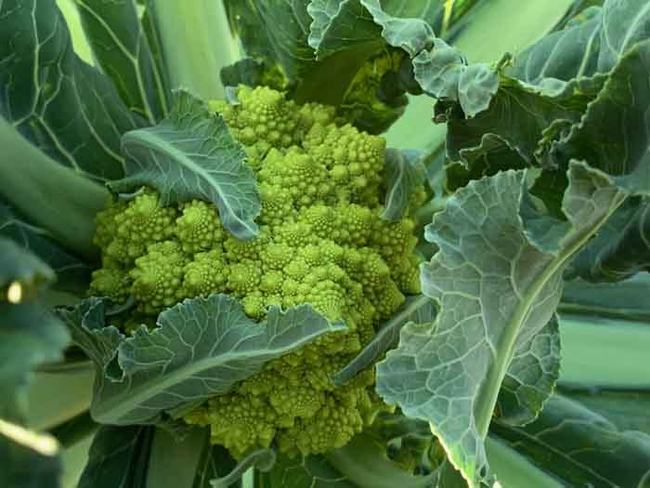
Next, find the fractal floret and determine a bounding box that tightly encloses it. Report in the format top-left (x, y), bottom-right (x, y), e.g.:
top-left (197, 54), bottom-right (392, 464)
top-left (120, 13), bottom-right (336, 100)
top-left (90, 85), bottom-right (423, 459)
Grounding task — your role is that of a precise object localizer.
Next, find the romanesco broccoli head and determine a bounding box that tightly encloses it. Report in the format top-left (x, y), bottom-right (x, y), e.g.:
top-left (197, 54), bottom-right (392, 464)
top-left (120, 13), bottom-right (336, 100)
top-left (90, 85), bottom-right (424, 459)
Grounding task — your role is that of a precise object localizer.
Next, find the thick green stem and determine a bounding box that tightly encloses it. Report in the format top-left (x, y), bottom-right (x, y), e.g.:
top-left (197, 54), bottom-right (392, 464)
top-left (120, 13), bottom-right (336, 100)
top-left (0, 119), bottom-right (108, 260)
top-left (149, 0), bottom-right (238, 100)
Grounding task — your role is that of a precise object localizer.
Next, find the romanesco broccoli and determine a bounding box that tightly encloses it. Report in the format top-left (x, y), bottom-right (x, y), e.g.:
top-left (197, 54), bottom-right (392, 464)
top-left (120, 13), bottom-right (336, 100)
top-left (90, 85), bottom-right (424, 459)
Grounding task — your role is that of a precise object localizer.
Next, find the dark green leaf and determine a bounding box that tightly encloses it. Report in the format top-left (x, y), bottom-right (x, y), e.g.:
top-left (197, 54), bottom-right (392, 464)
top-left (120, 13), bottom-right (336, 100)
top-left (560, 273), bottom-right (650, 321)
top-left (491, 394), bottom-right (650, 488)
top-left (0, 118), bottom-right (109, 260)
top-left (259, 433), bottom-right (433, 488)
top-left (192, 435), bottom-right (240, 488)
top-left (210, 448), bottom-right (275, 488)
top-left (0, 0), bottom-right (144, 180)
top-left (365, 412), bottom-right (443, 475)
top-left (258, 453), bottom-right (356, 488)
top-left (78, 425), bottom-right (154, 488)
top-left (224, 0), bottom-right (486, 133)
top-left (550, 39), bottom-right (650, 193)
top-left (76, 0), bottom-right (170, 123)
top-left (443, 0), bottom-right (650, 193)
top-left (567, 198), bottom-right (650, 281)
top-left (0, 204), bottom-right (91, 294)
top-left (560, 388), bottom-right (650, 436)
top-left (443, 77), bottom-right (592, 171)
top-left (376, 160), bottom-right (637, 486)
top-left (0, 431), bottom-right (62, 488)
top-left (495, 317), bottom-right (561, 426)
top-left (0, 237), bottom-right (54, 293)
top-left (0, 302), bottom-right (70, 421)
top-left (332, 295), bottom-right (434, 387)
top-left (381, 149), bottom-right (427, 221)
top-left (57, 297), bottom-right (124, 382)
top-left (111, 90), bottom-right (260, 240)
top-left (50, 410), bottom-right (97, 449)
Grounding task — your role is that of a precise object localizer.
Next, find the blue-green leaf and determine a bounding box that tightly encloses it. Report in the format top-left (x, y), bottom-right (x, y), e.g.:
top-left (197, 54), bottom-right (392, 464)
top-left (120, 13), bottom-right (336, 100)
top-left (376, 160), bottom-right (638, 486)
top-left (64, 294), bottom-right (346, 425)
top-left (110, 90), bottom-right (260, 240)
top-left (0, 0), bottom-right (143, 180)
top-left (495, 316), bottom-right (561, 426)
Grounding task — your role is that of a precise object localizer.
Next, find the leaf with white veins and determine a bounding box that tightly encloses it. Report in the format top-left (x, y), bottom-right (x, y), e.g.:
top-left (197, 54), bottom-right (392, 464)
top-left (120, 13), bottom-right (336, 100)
top-left (112, 90), bottom-right (260, 240)
top-left (376, 159), bottom-right (641, 486)
top-left (79, 294), bottom-right (345, 425)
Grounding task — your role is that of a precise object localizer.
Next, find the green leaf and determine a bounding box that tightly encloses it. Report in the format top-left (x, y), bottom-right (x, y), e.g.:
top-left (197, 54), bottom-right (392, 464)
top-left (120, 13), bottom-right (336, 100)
top-left (567, 198), bottom-right (650, 281)
top-left (0, 118), bottom-right (109, 260)
top-left (111, 90), bottom-right (260, 240)
top-left (224, 0), bottom-right (487, 133)
top-left (381, 149), bottom-right (427, 221)
top-left (57, 298), bottom-right (124, 382)
top-left (259, 433), bottom-right (433, 488)
top-left (257, 453), bottom-right (356, 488)
top-left (75, 0), bottom-right (170, 123)
top-left (324, 433), bottom-right (435, 488)
top-left (332, 295), bottom-right (435, 387)
top-left (0, 204), bottom-right (91, 294)
top-left (0, 296), bottom-right (70, 422)
top-left (552, 1), bottom-right (604, 32)
top-left (506, 0), bottom-right (650, 98)
top-left (495, 317), bottom-right (561, 426)
top-left (78, 425), bottom-right (154, 488)
top-left (0, 237), bottom-right (55, 294)
top-left (210, 448), bottom-right (274, 488)
top-left (0, 426), bottom-right (62, 488)
top-left (560, 388), bottom-right (650, 436)
top-left (192, 436), bottom-right (240, 488)
top-left (50, 411), bottom-right (97, 449)
top-left (365, 412), bottom-right (444, 475)
top-left (491, 394), bottom-right (650, 487)
top-left (560, 273), bottom-right (650, 321)
top-left (412, 41), bottom-right (499, 118)
top-left (443, 77), bottom-right (591, 171)
top-left (0, 0), bottom-right (144, 181)
top-left (376, 160), bottom-right (636, 486)
top-left (64, 294), bottom-right (345, 425)
top-left (504, 9), bottom-right (604, 98)
top-left (558, 313), bottom-right (650, 389)
top-left (550, 39), bottom-right (650, 193)
top-left (442, 0), bottom-right (650, 193)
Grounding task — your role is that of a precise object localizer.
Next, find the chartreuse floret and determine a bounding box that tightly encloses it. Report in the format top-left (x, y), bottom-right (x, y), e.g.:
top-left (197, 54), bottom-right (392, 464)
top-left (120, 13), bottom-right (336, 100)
top-left (89, 85), bottom-right (425, 460)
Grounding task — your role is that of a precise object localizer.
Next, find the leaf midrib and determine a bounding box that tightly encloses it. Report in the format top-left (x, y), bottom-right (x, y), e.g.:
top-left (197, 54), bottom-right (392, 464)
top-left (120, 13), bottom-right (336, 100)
top-left (473, 190), bottom-right (627, 440)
